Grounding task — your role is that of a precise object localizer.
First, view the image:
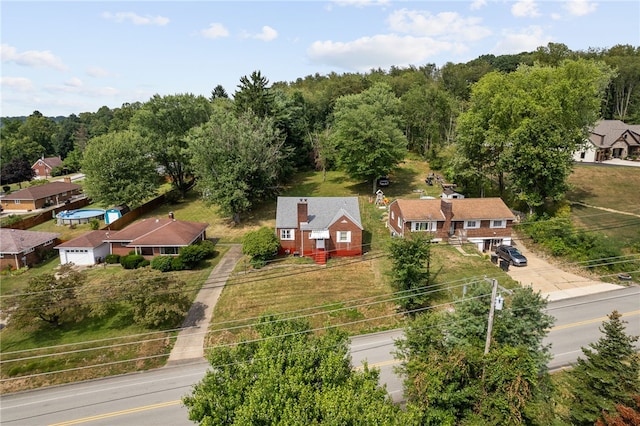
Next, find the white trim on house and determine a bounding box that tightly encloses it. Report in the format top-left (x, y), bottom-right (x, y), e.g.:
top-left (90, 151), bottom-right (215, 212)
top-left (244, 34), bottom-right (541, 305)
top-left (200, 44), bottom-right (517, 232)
top-left (464, 220), bottom-right (480, 229)
top-left (411, 221), bottom-right (437, 232)
top-left (280, 229), bottom-right (295, 240)
top-left (336, 231), bottom-right (351, 243)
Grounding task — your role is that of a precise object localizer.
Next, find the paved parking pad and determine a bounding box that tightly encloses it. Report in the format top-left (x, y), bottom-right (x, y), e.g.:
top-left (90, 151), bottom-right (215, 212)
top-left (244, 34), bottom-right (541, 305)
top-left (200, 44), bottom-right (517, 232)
top-left (497, 243), bottom-right (625, 301)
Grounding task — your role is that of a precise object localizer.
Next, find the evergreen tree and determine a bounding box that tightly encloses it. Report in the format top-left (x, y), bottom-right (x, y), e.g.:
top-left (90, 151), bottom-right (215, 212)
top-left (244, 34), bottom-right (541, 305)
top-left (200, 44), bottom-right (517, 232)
top-left (568, 310), bottom-right (640, 425)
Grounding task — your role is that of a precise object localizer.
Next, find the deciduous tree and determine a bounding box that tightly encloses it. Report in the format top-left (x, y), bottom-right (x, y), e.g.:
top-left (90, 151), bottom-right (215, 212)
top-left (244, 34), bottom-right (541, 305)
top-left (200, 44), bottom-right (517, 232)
top-left (132, 93), bottom-right (212, 196)
top-left (453, 60), bottom-right (613, 211)
top-left (4, 264), bottom-right (87, 329)
top-left (330, 82), bottom-right (407, 193)
top-left (183, 316), bottom-right (411, 425)
top-left (82, 130), bottom-right (160, 208)
top-left (1, 158), bottom-right (35, 186)
top-left (387, 235), bottom-right (436, 313)
top-left (188, 109), bottom-right (290, 224)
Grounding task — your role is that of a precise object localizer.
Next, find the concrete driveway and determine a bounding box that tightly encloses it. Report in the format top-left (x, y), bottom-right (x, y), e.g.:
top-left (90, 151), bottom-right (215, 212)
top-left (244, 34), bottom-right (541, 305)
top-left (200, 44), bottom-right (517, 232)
top-left (499, 243), bottom-right (624, 301)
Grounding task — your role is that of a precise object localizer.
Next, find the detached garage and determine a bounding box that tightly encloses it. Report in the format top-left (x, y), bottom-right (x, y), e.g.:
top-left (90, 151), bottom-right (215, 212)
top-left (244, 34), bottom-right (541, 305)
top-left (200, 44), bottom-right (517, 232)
top-left (55, 230), bottom-right (111, 266)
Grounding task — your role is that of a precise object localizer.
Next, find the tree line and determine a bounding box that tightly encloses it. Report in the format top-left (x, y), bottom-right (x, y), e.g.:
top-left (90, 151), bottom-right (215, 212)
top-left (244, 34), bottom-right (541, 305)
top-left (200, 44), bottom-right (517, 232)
top-left (1, 43), bottom-right (638, 219)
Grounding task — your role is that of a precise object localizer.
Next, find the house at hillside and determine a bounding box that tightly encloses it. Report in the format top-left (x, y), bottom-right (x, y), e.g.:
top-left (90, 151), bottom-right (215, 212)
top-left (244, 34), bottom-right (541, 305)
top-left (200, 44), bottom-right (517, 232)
top-left (105, 217), bottom-right (209, 258)
top-left (275, 197), bottom-right (363, 264)
top-left (574, 120), bottom-right (640, 162)
top-left (31, 156), bottom-right (63, 178)
top-left (0, 228), bottom-right (60, 270)
top-left (388, 197), bottom-right (516, 252)
top-left (55, 230), bottom-right (111, 266)
top-left (1, 181), bottom-right (81, 211)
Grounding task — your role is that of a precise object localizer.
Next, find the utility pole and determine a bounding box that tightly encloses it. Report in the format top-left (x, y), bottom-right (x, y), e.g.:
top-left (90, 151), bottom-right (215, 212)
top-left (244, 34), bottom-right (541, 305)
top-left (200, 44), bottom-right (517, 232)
top-left (484, 278), bottom-right (504, 355)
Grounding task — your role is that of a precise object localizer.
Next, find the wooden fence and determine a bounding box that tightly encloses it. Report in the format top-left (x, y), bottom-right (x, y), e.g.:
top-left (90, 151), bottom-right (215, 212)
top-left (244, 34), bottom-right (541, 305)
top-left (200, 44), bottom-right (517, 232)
top-left (100, 195), bottom-right (167, 231)
top-left (1, 197), bottom-right (91, 230)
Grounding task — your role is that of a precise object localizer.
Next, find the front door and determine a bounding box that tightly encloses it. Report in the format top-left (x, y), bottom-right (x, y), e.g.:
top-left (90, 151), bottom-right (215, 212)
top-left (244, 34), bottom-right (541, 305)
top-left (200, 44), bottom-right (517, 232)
top-left (316, 239), bottom-right (325, 249)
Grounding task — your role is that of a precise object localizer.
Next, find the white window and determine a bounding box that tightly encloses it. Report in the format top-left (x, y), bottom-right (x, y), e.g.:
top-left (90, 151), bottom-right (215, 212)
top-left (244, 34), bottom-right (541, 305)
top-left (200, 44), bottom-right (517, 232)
top-left (391, 211), bottom-right (395, 220)
top-left (337, 231), bottom-right (351, 243)
top-left (24, 247), bottom-right (34, 254)
top-left (160, 247), bottom-right (179, 255)
top-left (397, 217), bottom-right (402, 228)
top-left (490, 220), bottom-right (505, 229)
top-left (15, 200), bottom-right (21, 204)
top-left (464, 220), bottom-right (480, 229)
top-left (411, 221), bottom-right (436, 232)
top-left (280, 229), bottom-right (294, 240)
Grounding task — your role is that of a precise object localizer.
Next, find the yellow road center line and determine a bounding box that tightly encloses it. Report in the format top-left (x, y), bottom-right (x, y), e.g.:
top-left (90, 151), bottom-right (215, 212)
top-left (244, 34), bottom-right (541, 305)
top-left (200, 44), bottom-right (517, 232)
top-left (49, 310), bottom-right (640, 425)
top-left (549, 309), bottom-right (640, 331)
top-left (48, 400), bottom-right (181, 426)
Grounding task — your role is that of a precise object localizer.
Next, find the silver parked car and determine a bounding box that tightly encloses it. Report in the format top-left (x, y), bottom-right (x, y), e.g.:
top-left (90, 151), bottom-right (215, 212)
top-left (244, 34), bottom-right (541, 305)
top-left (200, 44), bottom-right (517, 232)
top-left (495, 245), bottom-right (527, 267)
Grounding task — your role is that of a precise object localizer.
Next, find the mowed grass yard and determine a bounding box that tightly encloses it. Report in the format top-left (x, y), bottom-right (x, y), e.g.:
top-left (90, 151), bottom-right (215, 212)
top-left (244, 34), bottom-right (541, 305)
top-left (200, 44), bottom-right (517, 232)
top-left (0, 158), bottom-right (520, 392)
top-left (566, 164), bottom-right (640, 247)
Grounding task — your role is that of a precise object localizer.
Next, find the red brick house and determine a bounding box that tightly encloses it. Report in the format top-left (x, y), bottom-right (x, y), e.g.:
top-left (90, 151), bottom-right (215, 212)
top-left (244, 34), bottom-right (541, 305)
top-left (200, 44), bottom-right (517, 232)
top-left (31, 156), bottom-right (63, 178)
top-left (105, 217), bottom-right (209, 258)
top-left (0, 228), bottom-right (60, 270)
top-left (388, 197), bottom-right (516, 252)
top-left (275, 197), bottom-right (363, 264)
top-left (1, 181), bottom-right (81, 211)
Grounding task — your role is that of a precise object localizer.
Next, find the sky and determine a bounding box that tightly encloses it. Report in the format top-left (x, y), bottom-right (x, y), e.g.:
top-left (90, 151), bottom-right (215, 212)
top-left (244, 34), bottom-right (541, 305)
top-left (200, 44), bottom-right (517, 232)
top-left (1, 0), bottom-right (639, 118)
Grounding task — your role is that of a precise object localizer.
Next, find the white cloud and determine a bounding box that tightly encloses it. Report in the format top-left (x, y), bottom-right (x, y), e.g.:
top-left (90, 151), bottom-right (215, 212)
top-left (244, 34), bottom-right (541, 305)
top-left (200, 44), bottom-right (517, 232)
top-left (254, 26), bottom-right (278, 41)
top-left (470, 0), bottom-right (487, 10)
top-left (387, 9), bottom-right (491, 42)
top-left (86, 66), bottom-right (117, 78)
top-left (308, 34), bottom-right (459, 72)
top-left (1, 43), bottom-right (68, 71)
top-left (511, 0), bottom-right (541, 18)
top-left (1, 76), bottom-right (35, 92)
top-left (200, 23), bottom-right (229, 39)
top-left (491, 26), bottom-right (552, 55)
top-left (563, 0), bottom-right (597, 16)
top-left (65, 77), bottom-right (84, 88)
top-left (46, 82), bottom-right (119, 97)
top-left (102, 12), bottom-right (169, 26)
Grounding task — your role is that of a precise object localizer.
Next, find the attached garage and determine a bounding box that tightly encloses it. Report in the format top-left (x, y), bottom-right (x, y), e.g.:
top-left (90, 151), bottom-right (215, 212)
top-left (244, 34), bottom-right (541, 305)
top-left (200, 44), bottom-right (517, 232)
top-left (55, 230), bottom-right (111, 266)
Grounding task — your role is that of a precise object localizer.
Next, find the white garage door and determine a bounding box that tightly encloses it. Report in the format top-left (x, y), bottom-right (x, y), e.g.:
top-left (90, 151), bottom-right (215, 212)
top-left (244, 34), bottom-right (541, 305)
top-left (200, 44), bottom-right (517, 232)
top-left (59, 249), bottom-right (94, 266)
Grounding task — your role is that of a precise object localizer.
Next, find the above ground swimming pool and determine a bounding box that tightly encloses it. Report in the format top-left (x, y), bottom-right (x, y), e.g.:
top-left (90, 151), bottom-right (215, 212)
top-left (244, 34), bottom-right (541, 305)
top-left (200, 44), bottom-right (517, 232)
top-left (56, 209), bottom-right (105, 225)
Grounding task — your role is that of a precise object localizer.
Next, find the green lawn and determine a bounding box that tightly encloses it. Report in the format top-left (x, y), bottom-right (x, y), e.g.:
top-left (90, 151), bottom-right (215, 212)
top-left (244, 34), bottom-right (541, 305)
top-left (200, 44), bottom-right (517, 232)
top-left (0, 160), bottom-right (523, 393)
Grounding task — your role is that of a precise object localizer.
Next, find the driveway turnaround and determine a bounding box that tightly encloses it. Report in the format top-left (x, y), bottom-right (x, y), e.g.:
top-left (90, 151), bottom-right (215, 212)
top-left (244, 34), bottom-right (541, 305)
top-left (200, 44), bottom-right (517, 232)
top-left (499, 243), bottom-right (624, 301)
top-left (167, 244), bottom-right (243, 363)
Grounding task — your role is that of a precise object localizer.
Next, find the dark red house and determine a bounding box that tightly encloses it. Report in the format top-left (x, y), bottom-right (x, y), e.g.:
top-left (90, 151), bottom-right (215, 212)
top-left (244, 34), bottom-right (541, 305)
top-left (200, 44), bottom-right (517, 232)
top-left (275, 197), bottom-right (363, 264)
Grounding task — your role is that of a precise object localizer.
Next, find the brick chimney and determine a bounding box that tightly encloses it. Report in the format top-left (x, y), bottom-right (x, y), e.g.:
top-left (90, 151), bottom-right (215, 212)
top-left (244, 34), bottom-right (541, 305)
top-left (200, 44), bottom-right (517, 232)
top-left (297, 199), bottom-right (308, 224)
top-left (440, 199), bottom-right (453, 220)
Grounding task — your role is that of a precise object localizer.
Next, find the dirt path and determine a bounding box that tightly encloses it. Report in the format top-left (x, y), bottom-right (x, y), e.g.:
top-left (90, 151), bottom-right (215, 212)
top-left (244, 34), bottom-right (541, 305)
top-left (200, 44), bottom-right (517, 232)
top-left (571, 201), bottom-right (640, 219)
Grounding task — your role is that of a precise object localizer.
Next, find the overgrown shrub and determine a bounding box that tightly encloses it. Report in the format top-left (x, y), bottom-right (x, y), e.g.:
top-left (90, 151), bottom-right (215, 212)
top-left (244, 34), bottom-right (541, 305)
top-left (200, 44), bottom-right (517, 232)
top-left (89, 218), bottom-right (100, 230)
top-left (1, 214), bottom-right (23, 227)
top-left (105, 254), bottom-right (120, 264)
top-left (151, 256), bottom-right (174, 272)
top-left (178, 244), bottom-right (209, 269)
top-left (171, 256), bottom-right (185, 271)
top-left (242, 227), bottom-right (280, 267)
top-left (120, 254), bottom-right (146, 269)
top-left (164, 189), bottom-right (181, 204)
top-left (198, 239), bottom-right (216, 258)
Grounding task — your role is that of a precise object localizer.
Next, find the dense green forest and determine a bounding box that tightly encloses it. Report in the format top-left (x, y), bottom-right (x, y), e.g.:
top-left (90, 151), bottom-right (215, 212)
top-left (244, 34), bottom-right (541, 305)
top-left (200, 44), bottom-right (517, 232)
top-left (1, 42), bottom-right (638, 214)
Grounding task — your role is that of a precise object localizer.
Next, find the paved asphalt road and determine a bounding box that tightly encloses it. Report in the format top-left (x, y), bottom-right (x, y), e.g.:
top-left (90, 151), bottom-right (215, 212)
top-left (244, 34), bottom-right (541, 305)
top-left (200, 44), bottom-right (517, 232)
top-left (1, 286), bottom-right (637, 426)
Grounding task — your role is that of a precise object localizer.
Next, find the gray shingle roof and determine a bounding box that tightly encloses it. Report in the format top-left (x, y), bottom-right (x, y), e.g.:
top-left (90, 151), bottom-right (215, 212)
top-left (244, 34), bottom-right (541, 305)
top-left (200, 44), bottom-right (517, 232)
top-left (0, 229), bottom-right (60, 254)
top-left (276, 197), bottom-right (363, 230)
